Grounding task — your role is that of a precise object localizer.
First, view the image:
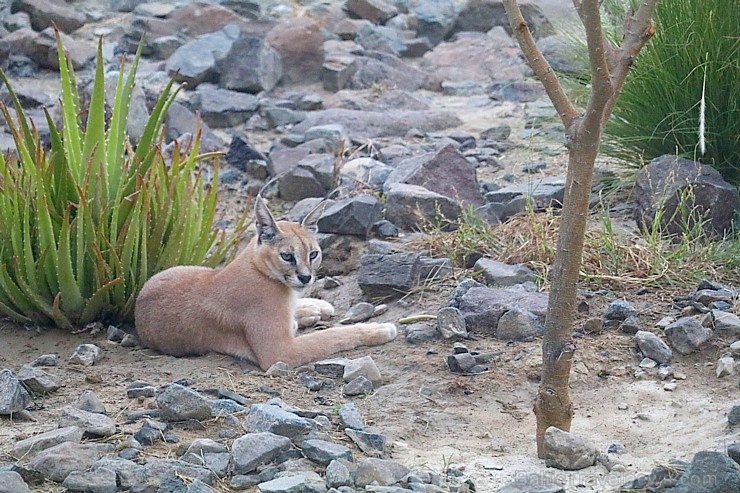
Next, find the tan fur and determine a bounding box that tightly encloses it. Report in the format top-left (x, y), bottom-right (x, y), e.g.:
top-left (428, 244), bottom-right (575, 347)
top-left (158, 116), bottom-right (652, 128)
top-left (134, 197), bottom-right (397, 371)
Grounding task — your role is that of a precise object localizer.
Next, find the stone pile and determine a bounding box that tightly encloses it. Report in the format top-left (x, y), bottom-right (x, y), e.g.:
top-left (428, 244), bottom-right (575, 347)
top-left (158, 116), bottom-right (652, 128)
top-left (1, 345), bottom-right (476, 493)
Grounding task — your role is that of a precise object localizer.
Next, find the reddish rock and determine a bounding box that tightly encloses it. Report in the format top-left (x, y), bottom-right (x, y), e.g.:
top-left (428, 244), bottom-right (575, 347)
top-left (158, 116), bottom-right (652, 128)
top-left (266, 17), bottom-right (324, 85)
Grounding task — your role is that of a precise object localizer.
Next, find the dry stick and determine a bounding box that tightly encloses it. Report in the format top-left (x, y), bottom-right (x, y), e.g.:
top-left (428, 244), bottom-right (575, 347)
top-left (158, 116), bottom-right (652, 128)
top-left (501, 0), bottom-right (659, 457)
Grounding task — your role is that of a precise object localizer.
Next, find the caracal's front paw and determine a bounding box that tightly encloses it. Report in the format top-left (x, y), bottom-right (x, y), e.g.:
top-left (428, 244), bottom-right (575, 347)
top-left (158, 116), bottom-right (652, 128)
top-left (295, 298), bottom-right (334, 328)
top-left (370, 322), bottom-right (398, 343)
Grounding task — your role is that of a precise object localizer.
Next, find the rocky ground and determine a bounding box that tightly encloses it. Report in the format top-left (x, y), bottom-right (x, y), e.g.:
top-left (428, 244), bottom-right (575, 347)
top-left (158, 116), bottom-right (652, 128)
top-left (1, 1), bottom-right (739, 493)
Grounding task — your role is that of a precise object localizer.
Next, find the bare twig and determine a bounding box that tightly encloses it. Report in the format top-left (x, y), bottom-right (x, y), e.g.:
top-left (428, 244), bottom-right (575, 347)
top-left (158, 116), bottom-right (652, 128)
top-left (502, 0), bottom-right (579, 129)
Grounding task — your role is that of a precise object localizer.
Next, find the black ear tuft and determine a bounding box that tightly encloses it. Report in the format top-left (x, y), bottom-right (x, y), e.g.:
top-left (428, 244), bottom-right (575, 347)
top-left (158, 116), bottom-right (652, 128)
top-left (254, 196), bottom-right (279, 244)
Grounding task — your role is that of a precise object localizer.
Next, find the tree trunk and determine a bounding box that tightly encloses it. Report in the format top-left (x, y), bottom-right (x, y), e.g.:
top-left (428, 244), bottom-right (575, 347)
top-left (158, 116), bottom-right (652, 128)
top-left (502, 0), bottom-right (660, 457)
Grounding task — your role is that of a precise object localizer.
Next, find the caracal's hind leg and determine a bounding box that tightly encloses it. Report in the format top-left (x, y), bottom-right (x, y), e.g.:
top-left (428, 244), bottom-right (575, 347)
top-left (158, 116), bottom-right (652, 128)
top-left (295, 298), bottom-right (335, 329)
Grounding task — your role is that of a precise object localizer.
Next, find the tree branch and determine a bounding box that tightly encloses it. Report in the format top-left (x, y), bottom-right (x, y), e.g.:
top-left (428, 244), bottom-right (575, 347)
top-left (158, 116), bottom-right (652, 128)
top-left (502, 0), bottom-right (579, 129)
top-left (603, 0), bottom-right (659, 124)
top-left (579, 0), bottom-right (614, 132)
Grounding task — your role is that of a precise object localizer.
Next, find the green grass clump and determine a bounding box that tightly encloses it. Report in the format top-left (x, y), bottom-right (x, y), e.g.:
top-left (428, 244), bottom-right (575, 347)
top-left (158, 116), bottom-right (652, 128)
top-left (604, 0), bottom-right (740, 184)
top-left (0, 32), bottom-right (247, 329)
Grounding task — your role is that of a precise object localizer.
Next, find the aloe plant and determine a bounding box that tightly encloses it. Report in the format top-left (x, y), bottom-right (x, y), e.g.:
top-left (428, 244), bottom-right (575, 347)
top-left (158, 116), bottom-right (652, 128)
top-left (0, 31), bottom-right (247, 328)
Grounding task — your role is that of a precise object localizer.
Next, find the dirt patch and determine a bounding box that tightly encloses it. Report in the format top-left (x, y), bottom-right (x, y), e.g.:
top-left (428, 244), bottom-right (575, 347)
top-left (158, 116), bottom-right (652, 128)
top-left (1, 281), bottom-right (738, 492)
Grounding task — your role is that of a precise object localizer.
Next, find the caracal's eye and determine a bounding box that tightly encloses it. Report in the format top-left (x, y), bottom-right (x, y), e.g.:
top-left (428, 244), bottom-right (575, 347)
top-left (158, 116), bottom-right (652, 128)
top-left (309, 250), bottom-right (319, 261)
top-left (280, 252), bottom-right (295, 263)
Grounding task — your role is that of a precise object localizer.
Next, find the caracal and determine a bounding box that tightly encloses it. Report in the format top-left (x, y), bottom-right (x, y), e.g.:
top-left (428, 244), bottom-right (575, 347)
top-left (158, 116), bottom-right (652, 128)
top-left (134, 196), bottom-right (397, 370)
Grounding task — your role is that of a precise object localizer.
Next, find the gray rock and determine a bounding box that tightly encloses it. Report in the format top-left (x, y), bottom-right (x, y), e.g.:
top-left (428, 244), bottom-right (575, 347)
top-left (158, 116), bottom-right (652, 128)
top-left (0, 27), bottom-right (94, 70)
top-left (448, 278), bottom-right (486, 308)
top-left (728, 405), bottom-right (740, 426)
top-left (345, 428), bottom-right (386, 456)
top-left (165, 102), bottom-right (223, 152)
top-left (292, 108), bottom-right (461, 139)
top-left (159, 478), bottom-right (216, 493)
top-left (345, 0), bottom-right (398, 24)
top-left (343, 356), bottom-right (382, 386)
top-left (436, 307), bottom-right (468, 339)
top-left (340, 157), bottom-right (392, 191)
top-left (619, 315), bottom-right (641, 335)
top-left (355, 23), bottom-right (407, 56)
top-left (634, 155), bottom-right (740, 236)
top-left (257, 472), bottom-right (326, 493)
top-left (278, 153), bottom-right (334, 201)
top-left (728, 443), bottom-right (740, 465)
top-left (134, 418), bottom-right (167, 445)
top-left (181, 452), bottom-right (231, 478)
top-left (317, 195), bottom-right (383, 238)
top-left (11, 426), bottom-right (84, 459)
top-left (447, 352), bottom-right (479, 373)
top-left (244, 403), bottom-right (313, 439)
top-left (497, 472), bottom-right (565, 493)
top-left (0, 369), bottom-right (31, 415)
top-left (474, 258), bottom-right (536, 287)
top-left (339, 403), bottom-right (364, 431)
top-left (300, 439), bottom-right (352, 466)
top-left (665, 317), bottom-right (714, 354)
top-left (635, 331), bottom-right (673, 364)
top-left (127, 381), bottom-right (156, 399)
top-left (411, 0), bottom-right (460, 46)
top-left (156, 383), bottom-right (212, 422)
top-left (143, 458), bottom-right (216, 486)
top-left (166, 27), bottom-right (238, 87)
top-left (458, 286), bottom-right (548, 334)
top-left (351, 52), bottom-right (440, 92)
top-left (226, 136), bottom-right (272, 178)
top-left (26, 442), bottom-right (110, 482)
top-left (384, 144), bottom-right (485, 207)
top-left (195, 85), bottom-right (259, 128)
top-left (185, 438), bottom-right (229, 456)
top-left (0, 471), bottom-right (31, 493)
top-left (485, 177), bottom-right (565, 216)
top-left (62, 467), bottom-right (117, 493)
top-left (326, 459), bottom-right (353, 489)
top-left (314, 358), bottom-right (351, 379)
top-left (354, 458), bottom-right (410, 488)
top-left (322, 55), bottom-right (358, 92)
top-left (384, 183), bottom-right (462, 230)
top-left (210, 398), bottom-right (247, 417)
top-left (69, 344), bottom-right (103, 366)
top-left (91, 458), bottom-right (146, 491)
top-left (106, 325), bottom-right (126, 343)
top-left (343, 376), bottom-right (374, 396)
top-left (543, 427), bottom-right (597, 471)
top-left (694, 288), bottom-right (735, 306)
top-left (341, 302), bottom-right (376, 324)
top-left (496, 307), bottom-right (544, 341)
top-left (667, 451), bottom-right (740, 493)
top-left (358, 252), bottom-right (422, 298)
top-left (605, 300), bottom-right (638, 321)
top-left (58, 406), bottom-right (116, 437)
top-left (709, 310), bottom-right (740, 338)
top-left (11, 0), bottom-right (86, 33)
top-left (29, 354), bottom-right (57, 367)
top-left (218, 35), bottom-right (282, 93)
top-left (716, 357), bottom-right (735, 378)
top-left (453, 0), bottom-right (554, 39)
top-left (731, 341), bottom-right (740, 358)
top-left (263, 106), bottom-right (304, 129)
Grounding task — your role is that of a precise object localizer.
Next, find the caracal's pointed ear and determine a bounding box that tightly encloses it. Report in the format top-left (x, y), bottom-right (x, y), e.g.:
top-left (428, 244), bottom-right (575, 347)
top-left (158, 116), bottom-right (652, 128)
top-left (300, 199), bottom-right (330, 233)
top-left (254, 195), bottom-right (279, 244)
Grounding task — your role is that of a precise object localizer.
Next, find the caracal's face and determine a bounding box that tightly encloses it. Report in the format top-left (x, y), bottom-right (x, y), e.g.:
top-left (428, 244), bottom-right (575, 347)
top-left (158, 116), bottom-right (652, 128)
top-left (268, 221), bottom-right (322, 289)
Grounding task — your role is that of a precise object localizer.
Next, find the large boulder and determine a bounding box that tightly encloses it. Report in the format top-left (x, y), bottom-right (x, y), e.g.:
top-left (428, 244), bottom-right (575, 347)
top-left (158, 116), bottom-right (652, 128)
top-left (384, 183), bottom-right (462, 230)
top-left (458, 286), bottom-right (548, 334)
top-left (217, 36), bottom-right (283, 93)
top-left (384, 144), bottom-right (485, 207)
top-left (11, 0), bottom-right (86, 33)
top-left (634, 155), bottom-right (739, 236)
top-left (165, 26), bottom-right (239, 87)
